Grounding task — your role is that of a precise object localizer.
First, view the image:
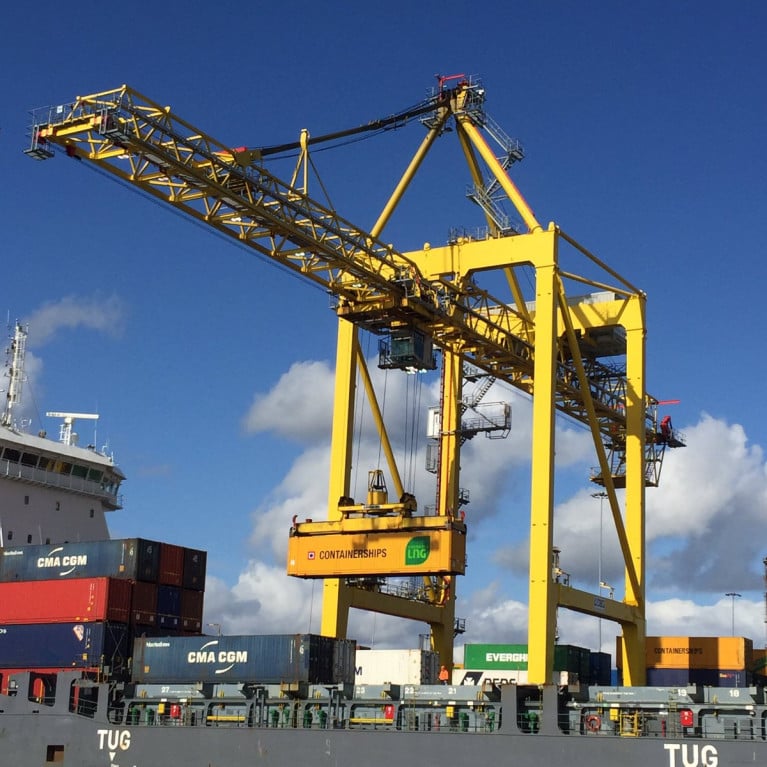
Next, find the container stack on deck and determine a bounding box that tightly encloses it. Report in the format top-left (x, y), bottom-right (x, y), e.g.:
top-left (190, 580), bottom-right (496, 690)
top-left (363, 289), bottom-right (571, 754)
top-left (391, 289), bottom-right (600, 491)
top-left (616, 636), bottom-right (754, 687)
top-left (456, 643), bottom-right (611, 687)
top-left (0, 539), bottom-right (206, 693)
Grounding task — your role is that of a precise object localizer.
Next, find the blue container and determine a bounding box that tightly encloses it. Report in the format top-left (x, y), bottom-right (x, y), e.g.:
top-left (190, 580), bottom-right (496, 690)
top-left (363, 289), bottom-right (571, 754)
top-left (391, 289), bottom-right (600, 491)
top-left (157, 585), bottom-right (182, 616)
top-left (588, 651), bottom-right (612, 685)
top-left (132, 634), bottom-right (356, 684)
top-left (0, 621), bottom-right (130, 672)
top-left (0, 539), bottom-right (161, 582)
top-left (646, 667), bottom-right (749, 687)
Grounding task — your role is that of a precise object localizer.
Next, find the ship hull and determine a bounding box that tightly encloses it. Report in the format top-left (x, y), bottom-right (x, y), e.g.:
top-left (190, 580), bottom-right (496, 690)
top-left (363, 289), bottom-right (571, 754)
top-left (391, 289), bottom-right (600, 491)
top-left (0, 689), bottom-right (760, 767)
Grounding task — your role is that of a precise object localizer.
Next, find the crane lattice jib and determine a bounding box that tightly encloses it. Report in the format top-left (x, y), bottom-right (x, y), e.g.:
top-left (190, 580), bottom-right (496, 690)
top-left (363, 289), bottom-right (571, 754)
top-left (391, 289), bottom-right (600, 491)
top-left (26, 84), bottom-right (653, 440)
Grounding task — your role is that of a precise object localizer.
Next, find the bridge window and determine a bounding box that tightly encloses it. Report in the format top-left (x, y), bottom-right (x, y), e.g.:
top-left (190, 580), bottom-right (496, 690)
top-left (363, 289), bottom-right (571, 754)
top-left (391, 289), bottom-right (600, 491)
top-left (71, 464), bottom-right (88, 479)
top-left (21, 452), bottom-right (38, 467)
top-left (2, 448), bottom-right (20, 462)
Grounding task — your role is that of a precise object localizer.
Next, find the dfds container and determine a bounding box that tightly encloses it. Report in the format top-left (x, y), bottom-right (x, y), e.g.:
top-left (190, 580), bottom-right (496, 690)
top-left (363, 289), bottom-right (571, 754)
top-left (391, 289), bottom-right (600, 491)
top-left (616, 636), bottom-right (753, 671)
top-left (355, 649), bottom-right (439, 685)
top-left (0, 622), bottom-right (130, 671)
top-left (132, 634), bottom-right (356, 684)
top-left (0, 539), bottom-right (161, 583)
top-left (0, 578), bottom-right (132, 624)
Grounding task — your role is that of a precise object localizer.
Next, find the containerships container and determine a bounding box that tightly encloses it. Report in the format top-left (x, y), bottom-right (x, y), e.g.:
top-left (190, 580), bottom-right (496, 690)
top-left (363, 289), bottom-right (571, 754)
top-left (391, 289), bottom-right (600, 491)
top-left (0, 539), bottom-right (161, 582)
top-left (0, 578), bottom-right (132, 624)
top-left (132, 634), bottom-right (356, 684)
top-left (616, 636), bottom-right (753, 670)
top-left (355, 649), bottom-right (439, 685)
top-left (0, 621), bottom-right (130, 672)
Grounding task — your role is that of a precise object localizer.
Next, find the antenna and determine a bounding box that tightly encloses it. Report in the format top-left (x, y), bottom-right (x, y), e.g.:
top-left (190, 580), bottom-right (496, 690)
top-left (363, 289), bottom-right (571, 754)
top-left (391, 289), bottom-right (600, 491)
top-left (1, 322), bottom-right (28, 428)
top-left (45, 411), bottom-right (99, 447)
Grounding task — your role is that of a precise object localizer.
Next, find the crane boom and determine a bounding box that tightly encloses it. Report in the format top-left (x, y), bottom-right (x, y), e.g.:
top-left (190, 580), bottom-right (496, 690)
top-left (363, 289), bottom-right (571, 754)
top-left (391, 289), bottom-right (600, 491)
top-left (27, 84), bottom-right (653, 444)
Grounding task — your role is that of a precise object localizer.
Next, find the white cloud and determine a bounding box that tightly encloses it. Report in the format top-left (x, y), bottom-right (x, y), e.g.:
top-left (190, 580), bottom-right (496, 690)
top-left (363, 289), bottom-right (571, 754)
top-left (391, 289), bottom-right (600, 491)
top-left (205, 357), bottom-right (767, 654)
top-left (24, 294), bottom-right (126, 346)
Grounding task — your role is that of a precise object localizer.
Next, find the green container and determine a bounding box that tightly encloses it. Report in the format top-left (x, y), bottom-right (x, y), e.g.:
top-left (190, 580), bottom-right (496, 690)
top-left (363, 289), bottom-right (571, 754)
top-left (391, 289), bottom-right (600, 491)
top-left (464, 643), bottom-right (591, 672)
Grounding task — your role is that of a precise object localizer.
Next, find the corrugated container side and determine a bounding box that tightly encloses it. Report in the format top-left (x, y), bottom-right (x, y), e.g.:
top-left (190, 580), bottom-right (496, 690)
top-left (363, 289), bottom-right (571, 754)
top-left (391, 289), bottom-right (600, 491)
top-left (130, 582), bottom-right (158, 626)
top-left (0, 622), bottom-right (130, 673)
top-left (0, 578), bottom-right (132, 624)
top-left (645, 667), bottom-right (750, 687)
top-left (617, 636), bottom-right (753, 670)
top-left (182, 548), bottom-right (207, 591)
top-left (355, 649), bottom-right (439, 685)
top-left (0, 539), bottom-right (161, 583)
top-left (180, 589), bottom-right (204, 632)
top-left (132, 634), bottom-right (354, 684)
top-left (463, 644), bottom-right (528, 670)
top-left (588, 651), bottom-right (612, 685)
top-left (159, 544), bottom-right (184, 587)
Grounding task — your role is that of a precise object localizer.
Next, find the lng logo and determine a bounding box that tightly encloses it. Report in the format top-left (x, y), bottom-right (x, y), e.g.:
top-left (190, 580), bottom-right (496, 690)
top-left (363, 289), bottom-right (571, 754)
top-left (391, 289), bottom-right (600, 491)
top-left (405, 536), bottom-right (430, 565)
top-left (664, 743), bottom-right (718, 767)
top-left (36, 546), bottom-right (87, 576)
top-left (97, 729), bottom-right (133, 767)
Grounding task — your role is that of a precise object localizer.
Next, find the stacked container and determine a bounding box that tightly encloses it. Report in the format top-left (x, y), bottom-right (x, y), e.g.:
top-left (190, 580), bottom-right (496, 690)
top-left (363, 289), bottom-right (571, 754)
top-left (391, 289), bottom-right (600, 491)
top-left (616, 636), bottom-right (754, 687)
top-left (0, 539), bottom-right (208, 682)
top-left (132, 634), bottom-right (356, 685)
top-left (458, 643), bottom-right (601, 686)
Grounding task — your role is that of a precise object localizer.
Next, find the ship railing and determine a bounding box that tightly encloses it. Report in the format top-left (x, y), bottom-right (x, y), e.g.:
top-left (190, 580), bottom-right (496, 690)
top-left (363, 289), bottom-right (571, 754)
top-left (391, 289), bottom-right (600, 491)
top-left (0, 457), bottom-right (121, 506)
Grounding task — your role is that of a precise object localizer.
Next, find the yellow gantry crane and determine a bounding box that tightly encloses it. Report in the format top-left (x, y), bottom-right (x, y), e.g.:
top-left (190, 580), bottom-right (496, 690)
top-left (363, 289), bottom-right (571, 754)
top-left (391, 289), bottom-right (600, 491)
top-left (25, 76), bottom-right (684, 683)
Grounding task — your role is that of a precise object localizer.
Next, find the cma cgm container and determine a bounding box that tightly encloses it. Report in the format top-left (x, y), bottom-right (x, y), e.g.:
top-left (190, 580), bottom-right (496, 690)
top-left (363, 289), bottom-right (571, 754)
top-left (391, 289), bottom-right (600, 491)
top-left (0, 578), bottom-right (132, 624)
top-left (0, 622), bottom-right (130, 672)
top-left (355, 649), bottom-right (439, 685)
top-left (0, 539), bottom-right (161, 583)
top-left (132, 634), bottom-right (356, 685)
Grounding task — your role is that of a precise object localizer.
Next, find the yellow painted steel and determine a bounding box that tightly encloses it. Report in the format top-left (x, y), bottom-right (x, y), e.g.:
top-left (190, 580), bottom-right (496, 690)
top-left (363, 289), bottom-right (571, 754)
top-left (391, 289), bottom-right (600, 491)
top-left (287, 526), bottom-right (466, 578)
top-left (28, 79), bottom-right (667, 686)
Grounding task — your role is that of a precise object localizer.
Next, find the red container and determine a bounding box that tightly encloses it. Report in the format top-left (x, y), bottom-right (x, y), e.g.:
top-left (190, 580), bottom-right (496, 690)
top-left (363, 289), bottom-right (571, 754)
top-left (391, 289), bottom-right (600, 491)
top-left (159, 544), bottom-right (184, 587)
top-left (130, 581), bottom-right (158, 626)
top-left (0, 578), bottom-right (132, 624)
top-left (180, 589), bottom-right (204, 632)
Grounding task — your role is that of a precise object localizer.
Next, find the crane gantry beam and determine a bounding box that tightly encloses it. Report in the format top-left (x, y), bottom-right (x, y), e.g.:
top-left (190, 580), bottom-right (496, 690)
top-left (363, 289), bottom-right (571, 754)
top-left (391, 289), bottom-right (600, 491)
top-left (25, 78), bottom-right (670, 684)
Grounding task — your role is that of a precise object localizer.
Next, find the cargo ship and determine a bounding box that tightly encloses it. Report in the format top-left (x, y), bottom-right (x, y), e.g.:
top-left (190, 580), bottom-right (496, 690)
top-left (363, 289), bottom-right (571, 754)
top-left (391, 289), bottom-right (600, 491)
top-left (1, 323), bottom-right (766, 767)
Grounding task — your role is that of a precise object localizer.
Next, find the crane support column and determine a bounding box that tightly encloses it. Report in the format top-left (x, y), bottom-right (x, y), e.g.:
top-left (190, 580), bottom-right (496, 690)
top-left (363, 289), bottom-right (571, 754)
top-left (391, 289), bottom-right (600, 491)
top-left (320, 319), bottom-right (358, 638)
top-left (526, 232), bottom-right (559, 684)
top-left (620, 300), bottom-right (648, 684)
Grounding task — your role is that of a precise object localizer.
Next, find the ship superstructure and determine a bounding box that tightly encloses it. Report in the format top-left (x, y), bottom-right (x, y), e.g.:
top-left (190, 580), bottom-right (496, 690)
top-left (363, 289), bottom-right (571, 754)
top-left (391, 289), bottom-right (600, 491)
top-left (0, 322), bottom-right (124, 545)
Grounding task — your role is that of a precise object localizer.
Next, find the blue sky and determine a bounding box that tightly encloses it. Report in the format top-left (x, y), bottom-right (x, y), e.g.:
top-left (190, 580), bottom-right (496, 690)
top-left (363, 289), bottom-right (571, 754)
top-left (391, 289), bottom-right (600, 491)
top-left (2, 1), bottom-right (766, 659)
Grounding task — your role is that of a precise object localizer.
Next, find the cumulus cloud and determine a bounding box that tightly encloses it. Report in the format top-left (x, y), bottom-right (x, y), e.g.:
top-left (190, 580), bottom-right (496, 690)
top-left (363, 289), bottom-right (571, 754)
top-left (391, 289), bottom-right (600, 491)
top-left (24, 294), bottom-right (126, 346)
top-left (205, 355), bottom-right (767, 651)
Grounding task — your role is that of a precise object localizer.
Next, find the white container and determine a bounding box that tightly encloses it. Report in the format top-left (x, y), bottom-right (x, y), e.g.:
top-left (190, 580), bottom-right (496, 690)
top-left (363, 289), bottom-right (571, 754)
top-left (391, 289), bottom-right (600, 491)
top-left (355, 649), bottom-right (439, 685)
top-left (454, 668), bottom-right (568, 685)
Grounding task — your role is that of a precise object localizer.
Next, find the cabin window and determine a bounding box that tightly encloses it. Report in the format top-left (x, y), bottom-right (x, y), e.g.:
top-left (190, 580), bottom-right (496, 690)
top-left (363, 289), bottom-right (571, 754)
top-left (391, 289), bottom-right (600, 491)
top-left (56, 501), bottom-right (60, 511)
top-left (3, 448), bottom-right (20, 462)
top-left (87, 468), bottom-right (103, 482)
top-left (21, 452), bottom-right (38, 467)
top-left (7, 531), bottom-right (12, 540)
top-left (71, 464), bottom-right (88, 479)
top-left (89, 509), bottom-right (95, 518)
top-left (24, 495), bottom-right (29, 505)
top-left (38, 456), bottom-right (54, 470)
top-left (26, 534), bottom-right (32, 543)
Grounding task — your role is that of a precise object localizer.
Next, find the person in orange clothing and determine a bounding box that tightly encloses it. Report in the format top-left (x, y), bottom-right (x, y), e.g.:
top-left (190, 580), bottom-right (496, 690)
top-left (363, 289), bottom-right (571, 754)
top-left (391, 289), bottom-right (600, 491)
top-left (439, 665), bottom-right (449, 684)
